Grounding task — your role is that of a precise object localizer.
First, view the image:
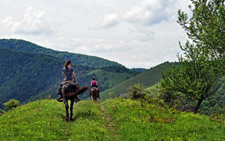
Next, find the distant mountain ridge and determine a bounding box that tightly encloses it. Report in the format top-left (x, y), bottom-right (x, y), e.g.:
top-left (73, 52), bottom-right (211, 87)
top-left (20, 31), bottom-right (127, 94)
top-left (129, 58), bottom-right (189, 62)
top-left (0, 39), bottom-right (122, 68)
top-left (0, 48), bottom-right (63, 107)
top-left (101, 62), bottom-right (173, 99)
top-left (0, 39), bottom-right (137, 109)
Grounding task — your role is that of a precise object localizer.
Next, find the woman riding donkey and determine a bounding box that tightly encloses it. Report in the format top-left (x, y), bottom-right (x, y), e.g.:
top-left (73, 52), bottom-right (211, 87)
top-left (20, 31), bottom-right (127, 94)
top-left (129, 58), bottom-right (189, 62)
top-left (57, 60), bottom-right (88, 121)
top-left (90, 78), bottom-right (100, 101)
top-left (57, 60), bottom-right (80, 101)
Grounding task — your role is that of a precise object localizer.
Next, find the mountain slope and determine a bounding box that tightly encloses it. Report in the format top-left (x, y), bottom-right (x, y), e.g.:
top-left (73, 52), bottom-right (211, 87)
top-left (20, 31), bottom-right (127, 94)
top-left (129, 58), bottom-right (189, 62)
top-left (101, 62), bottom-right (172, 99)
top-left (0, 47), bottom-right (136, 108)
top-left (0, 98), bottom-right (224, 140)
top-left (0, 39), bottom-right (122, 68)
top-left (0, 48), bottom-right (64, 106)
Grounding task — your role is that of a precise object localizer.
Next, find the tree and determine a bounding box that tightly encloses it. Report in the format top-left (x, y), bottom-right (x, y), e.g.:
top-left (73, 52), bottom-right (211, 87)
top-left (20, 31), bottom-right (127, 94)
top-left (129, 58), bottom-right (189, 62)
top-left (178, 0), bottom-right (225, 54)
top-left (128, 84), bottom-right (146, 107)
top-left (159, 0), bottom-right (225, 114)
top-left (3, 99), bottom-right (20, 110)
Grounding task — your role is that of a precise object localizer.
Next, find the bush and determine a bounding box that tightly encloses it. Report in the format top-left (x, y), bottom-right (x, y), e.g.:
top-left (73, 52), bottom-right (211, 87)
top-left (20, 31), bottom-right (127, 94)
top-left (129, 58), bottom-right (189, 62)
top-left (0, 109), bottom-right (4, 116)
top-left (3, 99), bottom-right (20, 110)
top-left (128, 84), bottom-right (145, 100)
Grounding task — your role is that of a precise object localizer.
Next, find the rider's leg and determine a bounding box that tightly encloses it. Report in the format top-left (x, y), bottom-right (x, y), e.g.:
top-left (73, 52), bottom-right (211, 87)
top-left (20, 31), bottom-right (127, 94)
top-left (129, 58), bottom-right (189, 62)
top-left (57, 84), bottom-right (63, 102)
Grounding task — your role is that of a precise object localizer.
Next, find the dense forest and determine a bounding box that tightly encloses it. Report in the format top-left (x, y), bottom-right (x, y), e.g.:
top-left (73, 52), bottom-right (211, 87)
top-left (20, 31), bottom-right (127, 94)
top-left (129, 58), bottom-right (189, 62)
top-left (0, 39), bottom-right (122, 68)
top-left (0, 48), bottom-right (63, 108)
top-left (0, 43), bottom-right (137, 109)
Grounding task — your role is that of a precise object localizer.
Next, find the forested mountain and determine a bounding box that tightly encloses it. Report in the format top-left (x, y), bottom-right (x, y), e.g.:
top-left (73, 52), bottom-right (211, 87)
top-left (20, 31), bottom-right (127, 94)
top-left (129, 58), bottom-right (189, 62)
top-left (101, 62), bottom-right (173, 99)
top-left (0, 45), bottom-right (136, 109)
top-left (0, 39), bottom-right (122, 68)
top-left (0, 48), bottom-right (64, 108)
top-left (101, 62), bottom-right (225, 115)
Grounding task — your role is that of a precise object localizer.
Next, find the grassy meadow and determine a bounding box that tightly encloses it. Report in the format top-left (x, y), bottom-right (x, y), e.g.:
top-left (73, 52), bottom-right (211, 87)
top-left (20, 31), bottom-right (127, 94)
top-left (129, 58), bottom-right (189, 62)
top-left (0, 98), bottom-right (225, 140)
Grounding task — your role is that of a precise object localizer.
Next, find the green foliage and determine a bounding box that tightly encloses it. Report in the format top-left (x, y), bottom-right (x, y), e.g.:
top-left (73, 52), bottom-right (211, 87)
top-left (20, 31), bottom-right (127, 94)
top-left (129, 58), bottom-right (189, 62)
top-left (127, 84), bottom-right (145, 100)
top-left (0, 99), bottom-right (115, 140)
top-left (108, 92), bottom-right (115, 99)
top-left (102, 98), bottom-right (225, 140)
top-left (0, 109), bottom-right (4, 116)
top-left (199, 78), bottom-right (225, 115)
top-left (130, 68), bottom-right (147, 73)
top-left (85, 69), bottom-right (135, 92)
top-left (145, 84), bottom-right (161, 97)
top-left (101, 65), bottom-right (137, 74)
top-left (0, 99), bottom-right (72, 140)
top-left (101, 62), bottom-right (175, 99)
top-left (0, 39), bottom-right (122, 68)
top-left (178, 0), bottom-right (225, 54)
top-left (0, 98), bottom-right (224, 140)
top-left (160, 0), bottom-right (225, 114)
top-left (3, 99), bottom-right (20, 110)
top-left (0, 46), bottom-right (137, 108)
top-left (160, 48), bottom-right (224, 113)
top-left (69, 101), bottom-right (114, 140)
top-left (0, 48), bottom-right (64, 108)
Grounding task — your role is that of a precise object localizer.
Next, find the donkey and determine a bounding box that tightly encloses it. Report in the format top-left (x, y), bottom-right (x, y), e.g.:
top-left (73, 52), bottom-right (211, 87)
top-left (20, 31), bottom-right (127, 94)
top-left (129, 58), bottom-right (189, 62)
top-left (90, 87), bottom-right (100, 102)
top-left (61, 81), bottom-right (88, 121)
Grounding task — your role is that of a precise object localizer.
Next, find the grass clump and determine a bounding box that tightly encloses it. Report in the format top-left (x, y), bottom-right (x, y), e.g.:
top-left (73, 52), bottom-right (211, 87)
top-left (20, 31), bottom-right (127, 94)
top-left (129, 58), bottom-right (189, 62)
top-left (69, 101), bottom-right (114, 140)
top-left (101, 98), bottom-right (225, 140)
top-left (0, 99), bottom-right (70, 140)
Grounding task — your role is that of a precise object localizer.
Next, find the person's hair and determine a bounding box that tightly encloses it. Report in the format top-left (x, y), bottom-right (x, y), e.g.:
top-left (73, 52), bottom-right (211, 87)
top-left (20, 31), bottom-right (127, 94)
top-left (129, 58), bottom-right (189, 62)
top-left (65, 60), bottom-right (72, 71)
top-left (93, 78), bottom-right (96, 80)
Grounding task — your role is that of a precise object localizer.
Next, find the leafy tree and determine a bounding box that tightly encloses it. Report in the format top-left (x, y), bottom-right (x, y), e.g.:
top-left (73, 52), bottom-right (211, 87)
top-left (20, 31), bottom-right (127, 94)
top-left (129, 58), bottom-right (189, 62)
top-left (178, 0), bottom-right (225, 54)
top-left (160, 45), bottom-right (224, 113)
top-left (160, 0), bottom-right (225, 114)
top-left (3, 99), bottom-right (20, 110)
top-left (128, 84), bottom-right (145, 100)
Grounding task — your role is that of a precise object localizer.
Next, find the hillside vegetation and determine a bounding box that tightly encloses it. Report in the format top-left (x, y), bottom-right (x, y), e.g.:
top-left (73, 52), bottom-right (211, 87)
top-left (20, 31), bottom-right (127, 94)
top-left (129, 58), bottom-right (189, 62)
top-left (0, 98), bottom-right (224, 140)
top-left (0, 39), bottom-right (122, 68)
top-left (0, 39), bottom-right (138, 108)
top-left (0, 48), bottom-right (63, 108)
top-left (101, 62), bottom-right (173, 99)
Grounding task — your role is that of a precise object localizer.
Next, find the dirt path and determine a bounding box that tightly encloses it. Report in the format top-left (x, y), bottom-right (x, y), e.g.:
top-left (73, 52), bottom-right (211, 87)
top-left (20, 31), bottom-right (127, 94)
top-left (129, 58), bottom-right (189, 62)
top-left (100, 106), bottom-right (121, 140)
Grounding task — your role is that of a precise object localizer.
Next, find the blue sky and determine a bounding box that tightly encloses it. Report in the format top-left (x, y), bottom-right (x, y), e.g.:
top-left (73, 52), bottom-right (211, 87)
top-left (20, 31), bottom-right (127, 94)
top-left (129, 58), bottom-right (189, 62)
top-left (0, 0), bottom-right (191, 68)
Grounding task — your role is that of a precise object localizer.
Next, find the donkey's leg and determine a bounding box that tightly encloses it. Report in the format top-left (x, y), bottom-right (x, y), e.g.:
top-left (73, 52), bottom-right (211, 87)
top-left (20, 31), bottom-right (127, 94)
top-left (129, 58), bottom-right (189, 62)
top-left (70, 98), bottom-right (75, 121)
top-left (64, 98), bottom-right (69, 122)
top-left (62, 87), bottom-right (69, 122)
top-left (93, 89), bottom-right (97, 102)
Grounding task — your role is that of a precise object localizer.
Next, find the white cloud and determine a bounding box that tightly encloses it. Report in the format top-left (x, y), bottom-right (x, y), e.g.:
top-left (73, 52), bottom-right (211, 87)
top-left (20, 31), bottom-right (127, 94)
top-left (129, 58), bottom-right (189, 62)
top-left (0, 0), bottom-right (192, 68)
top-left (102, 13), bottom-right (119, 28)
top-left (2, 7), bottom-right (52, 35)
top-left (90, 13), bottom-right (119, 30)
top-left (124, 0), bottom-right (177, 26)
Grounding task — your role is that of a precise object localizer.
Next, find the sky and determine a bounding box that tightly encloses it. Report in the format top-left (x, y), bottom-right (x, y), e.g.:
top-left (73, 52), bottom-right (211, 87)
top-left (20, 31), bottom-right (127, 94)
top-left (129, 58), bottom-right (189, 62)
top-left (0, 0), bottom-right (191, 68)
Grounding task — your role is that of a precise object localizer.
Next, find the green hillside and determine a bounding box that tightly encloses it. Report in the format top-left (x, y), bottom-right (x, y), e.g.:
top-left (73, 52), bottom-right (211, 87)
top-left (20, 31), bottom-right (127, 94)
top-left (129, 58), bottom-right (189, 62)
top-left (35, 69), bottom-right (136, 100)
top-left (0, 39), bottom-right (122, 68)
top-left (0, 98), bottom-right (224, 140)
top-left (0, 48), bottom-right (64, 107)
top-left (101, 62), bottom-right (172, 99)
top-left (0, 47), bottom-right (136, 108)
top-left (84, 69), bottom-right (134, 90)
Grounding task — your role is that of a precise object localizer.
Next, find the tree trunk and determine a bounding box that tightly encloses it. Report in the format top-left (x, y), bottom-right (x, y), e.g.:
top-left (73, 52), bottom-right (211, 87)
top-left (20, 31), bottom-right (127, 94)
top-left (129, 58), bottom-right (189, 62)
top-left (193, 97), bottom-right (204, 114)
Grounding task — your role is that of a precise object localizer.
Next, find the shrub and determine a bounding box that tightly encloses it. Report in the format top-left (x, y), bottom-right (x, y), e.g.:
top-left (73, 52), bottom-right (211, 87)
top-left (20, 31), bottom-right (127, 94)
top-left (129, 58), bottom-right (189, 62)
top-left (3, 99), bottom-right (20, 110)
